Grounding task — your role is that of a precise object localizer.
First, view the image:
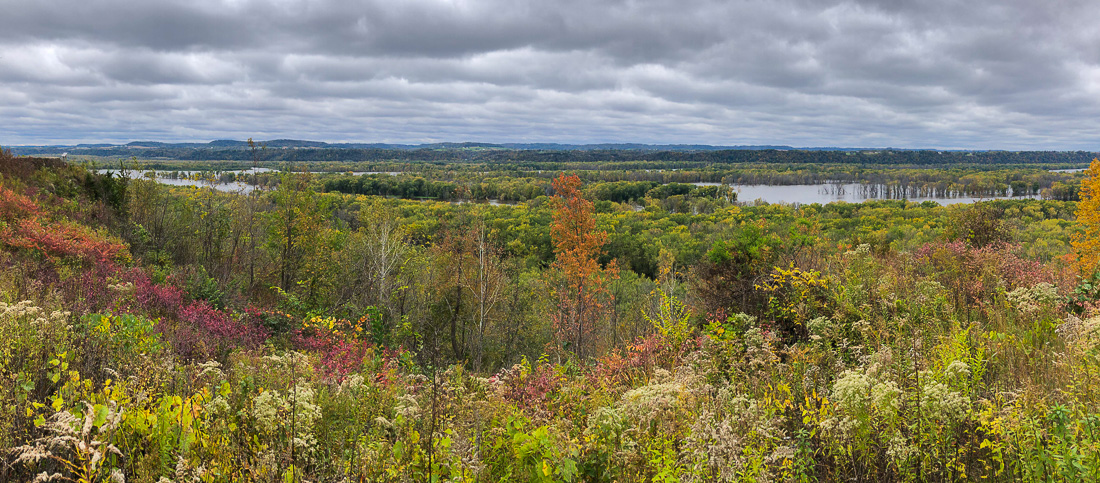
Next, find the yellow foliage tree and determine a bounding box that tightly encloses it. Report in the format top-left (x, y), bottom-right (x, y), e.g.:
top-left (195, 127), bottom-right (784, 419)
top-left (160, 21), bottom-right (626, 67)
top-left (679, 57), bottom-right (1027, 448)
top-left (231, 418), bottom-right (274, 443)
top-left (1072, 158), bottom-right (1100, 274)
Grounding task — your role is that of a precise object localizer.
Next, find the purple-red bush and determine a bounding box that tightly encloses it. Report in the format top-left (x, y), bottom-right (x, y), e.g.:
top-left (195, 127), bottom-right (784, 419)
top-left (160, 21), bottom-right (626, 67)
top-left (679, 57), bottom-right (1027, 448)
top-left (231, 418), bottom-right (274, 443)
top-left (130, 271), bottom-right (184, 317)
top-left (159, 301), bottom-right (269, 361)
top-left (180, 301), bottom-right (268, 347)
top-left (290, 326), bottom-right (377, 380)
top-left (492, 361), bottom-right (565, 412)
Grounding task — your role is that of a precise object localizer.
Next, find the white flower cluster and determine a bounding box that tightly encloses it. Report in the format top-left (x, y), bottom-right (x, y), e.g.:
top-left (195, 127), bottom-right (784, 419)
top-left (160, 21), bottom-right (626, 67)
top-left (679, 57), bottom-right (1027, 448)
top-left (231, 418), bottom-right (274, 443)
top-left (172, 456), bottom-right (207, 483)
top-left (261, 351), bottom-right (312, 374)
top-left (1006, 282), bottom-right (1059, 313)
top-left (403, 373), bottom-right (430, 390)
top-left (823, 367), bottom-right (919, 466)
top-left (822, 368), bottom-right (903, 447)
top-left (207, 396), bottom-right (231, 417)
top-left (250, 384), bottom-right (322, 453)
top-left (807, 316), bottom-right (840, 343)
top-left (107, 282), bottom-right (135, 294)
top-left (844, 244), bottom-right (872, 257)
top-left (617, 368), bottom-right (697, 435)
top-left (885, 433), bottom-right (916, 462)
top-left (1056, 314), bottom-right (1100, 347)
top-left (943, 360), bottom-right (971, 386)
top-left (743, 327), bottom-right (779, 369)
top-left (13, 401), bottom-right (125, 483)
top-left (251, 391), bottom-right (282, 434)
top-left (683, 409), bottom-right (745, 482)
top-left (195, 360), bottom-right (224, 380)
top-left (338, 373), bottom-right (366, 394)
top-left (682, 391), bottom-right (791, 483)
top-left (914, 279), bottom-right (945, 304)
top-left (920, 380), bottom-right (971, 422)
top-left (0, 300), bottom-right (69, 326)
top-left (394, 394), bottom-right (420, 419)
top-left (831, 370), bottom-right (902, 416)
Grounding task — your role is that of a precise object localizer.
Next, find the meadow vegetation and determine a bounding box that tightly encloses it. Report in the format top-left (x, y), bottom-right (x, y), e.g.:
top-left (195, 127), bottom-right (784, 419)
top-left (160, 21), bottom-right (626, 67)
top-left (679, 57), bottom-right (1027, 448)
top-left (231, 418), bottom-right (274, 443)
top-left (3, 148), bottom-right (1100, 481)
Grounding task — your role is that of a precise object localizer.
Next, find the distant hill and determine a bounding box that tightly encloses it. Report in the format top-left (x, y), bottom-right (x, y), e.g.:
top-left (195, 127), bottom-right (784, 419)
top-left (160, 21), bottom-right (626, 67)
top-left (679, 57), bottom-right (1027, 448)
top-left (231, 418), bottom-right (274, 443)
top-left (7, 139), bottom-right (805, 155)
top-left (5, 140), bottom-right (1097, 166)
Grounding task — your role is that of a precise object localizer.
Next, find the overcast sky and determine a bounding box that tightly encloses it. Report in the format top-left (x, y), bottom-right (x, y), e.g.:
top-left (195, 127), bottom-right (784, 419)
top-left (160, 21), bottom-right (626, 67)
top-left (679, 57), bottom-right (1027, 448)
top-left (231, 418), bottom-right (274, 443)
top-left (3, 0), bottom-right (1100, 149)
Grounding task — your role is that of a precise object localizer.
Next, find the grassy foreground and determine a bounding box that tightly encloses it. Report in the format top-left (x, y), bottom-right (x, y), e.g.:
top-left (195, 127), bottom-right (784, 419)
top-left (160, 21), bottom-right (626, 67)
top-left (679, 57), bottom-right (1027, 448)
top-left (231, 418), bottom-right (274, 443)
top-left (2, 154), bottom-right (1100, 482)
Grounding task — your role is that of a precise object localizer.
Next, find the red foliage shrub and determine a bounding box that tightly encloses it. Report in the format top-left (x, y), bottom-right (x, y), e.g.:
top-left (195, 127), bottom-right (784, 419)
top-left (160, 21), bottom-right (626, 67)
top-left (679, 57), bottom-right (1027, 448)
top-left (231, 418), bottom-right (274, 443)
top-left (161, 321), bottom-right (210, 361)
top-left (290, 327), bottom-right (377, 380)
top-left (159, 301), bottom-right (269, 361)
top-left (0, 185), bottom-right (41, 222)
top-left (1, 216), bottom-right (130, 270)
top-left (180, 301), bottom-right (268, 347)
top-left (319, 339), bottom-right (375, 380)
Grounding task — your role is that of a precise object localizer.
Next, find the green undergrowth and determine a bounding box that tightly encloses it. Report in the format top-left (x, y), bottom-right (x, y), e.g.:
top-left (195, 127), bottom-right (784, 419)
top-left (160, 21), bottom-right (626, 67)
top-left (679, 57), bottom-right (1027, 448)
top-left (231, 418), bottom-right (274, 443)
top-left (2, 155), bottom-right (1100, 482)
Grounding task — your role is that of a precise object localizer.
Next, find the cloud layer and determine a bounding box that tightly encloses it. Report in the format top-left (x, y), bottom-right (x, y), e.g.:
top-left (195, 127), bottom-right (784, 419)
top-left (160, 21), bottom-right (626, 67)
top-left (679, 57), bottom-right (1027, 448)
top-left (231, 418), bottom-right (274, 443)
top-left (3, 0), bottom-right (1100, 148)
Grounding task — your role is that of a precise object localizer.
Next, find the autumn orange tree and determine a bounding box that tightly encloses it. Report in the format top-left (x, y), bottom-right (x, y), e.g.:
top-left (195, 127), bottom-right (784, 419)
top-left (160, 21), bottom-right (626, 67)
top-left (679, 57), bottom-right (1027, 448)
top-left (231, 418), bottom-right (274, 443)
top-left (549, 173), bottom-right (618, 359)
top-left (1072, 158), bottom-right (1100, 275)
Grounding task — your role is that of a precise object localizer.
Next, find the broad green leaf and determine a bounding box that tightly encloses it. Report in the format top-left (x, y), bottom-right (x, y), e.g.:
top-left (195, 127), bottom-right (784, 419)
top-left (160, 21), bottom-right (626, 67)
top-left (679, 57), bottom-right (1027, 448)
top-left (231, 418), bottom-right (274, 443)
top-left (93, 404), bottom-right (109, 428)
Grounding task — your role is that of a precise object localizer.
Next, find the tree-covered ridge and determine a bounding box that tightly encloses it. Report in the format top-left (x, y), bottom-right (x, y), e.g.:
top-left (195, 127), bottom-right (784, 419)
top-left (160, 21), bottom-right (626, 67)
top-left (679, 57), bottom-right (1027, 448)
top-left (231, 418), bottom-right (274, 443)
top-left (13, 140), bottom-right (1100, 167)
top-left (2, 151), bottom-right (1100, 481)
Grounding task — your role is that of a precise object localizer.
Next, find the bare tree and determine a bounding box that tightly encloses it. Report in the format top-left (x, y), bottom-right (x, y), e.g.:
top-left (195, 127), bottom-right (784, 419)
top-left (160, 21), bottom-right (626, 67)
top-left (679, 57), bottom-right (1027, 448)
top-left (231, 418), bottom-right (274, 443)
top-left (464, 222), bottom-right (506, 371)
top-left (359, 200), bottom-right (408, 328)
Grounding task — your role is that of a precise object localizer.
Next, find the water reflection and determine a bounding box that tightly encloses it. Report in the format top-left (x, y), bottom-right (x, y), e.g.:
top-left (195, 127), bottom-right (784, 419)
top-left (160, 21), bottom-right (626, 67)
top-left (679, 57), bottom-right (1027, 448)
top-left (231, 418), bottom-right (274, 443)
top-left (698, 182), bottom-right (1041, 205)
top-left (95, 168), bottom-right (400, 193)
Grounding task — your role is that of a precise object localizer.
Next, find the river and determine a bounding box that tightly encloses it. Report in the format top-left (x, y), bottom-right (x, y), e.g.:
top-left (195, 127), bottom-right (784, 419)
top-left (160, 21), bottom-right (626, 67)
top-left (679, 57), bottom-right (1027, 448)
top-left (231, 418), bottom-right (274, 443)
top-left (96, 169), bottom-right (1046, 205)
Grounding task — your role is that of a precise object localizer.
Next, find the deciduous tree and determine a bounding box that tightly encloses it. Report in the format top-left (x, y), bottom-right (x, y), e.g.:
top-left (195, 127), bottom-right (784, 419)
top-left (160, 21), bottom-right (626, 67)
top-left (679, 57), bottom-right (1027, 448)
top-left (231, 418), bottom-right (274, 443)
top-left (267, 171), bottom-right (327, 292)
top-left (464, 219), bottom-right (506, 371)
top-left (1072, 158), bottom-right (1100, 274)
top-left (358, 198), bottom-right (408, 332)
top-left (549, 173), bottom-right (618, 359)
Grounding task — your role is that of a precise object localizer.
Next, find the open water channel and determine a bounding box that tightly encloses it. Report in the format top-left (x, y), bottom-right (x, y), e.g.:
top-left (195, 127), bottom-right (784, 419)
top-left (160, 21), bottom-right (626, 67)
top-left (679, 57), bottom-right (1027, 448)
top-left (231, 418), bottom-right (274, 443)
top-left (99, 169), bottom-right (1050, 206)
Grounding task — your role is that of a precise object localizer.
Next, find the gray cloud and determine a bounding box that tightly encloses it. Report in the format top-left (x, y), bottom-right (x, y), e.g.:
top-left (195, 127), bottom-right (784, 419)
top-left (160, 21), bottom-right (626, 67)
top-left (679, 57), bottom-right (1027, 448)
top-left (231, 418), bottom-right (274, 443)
top-left (2, 0), bottom-right (1100, 148)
